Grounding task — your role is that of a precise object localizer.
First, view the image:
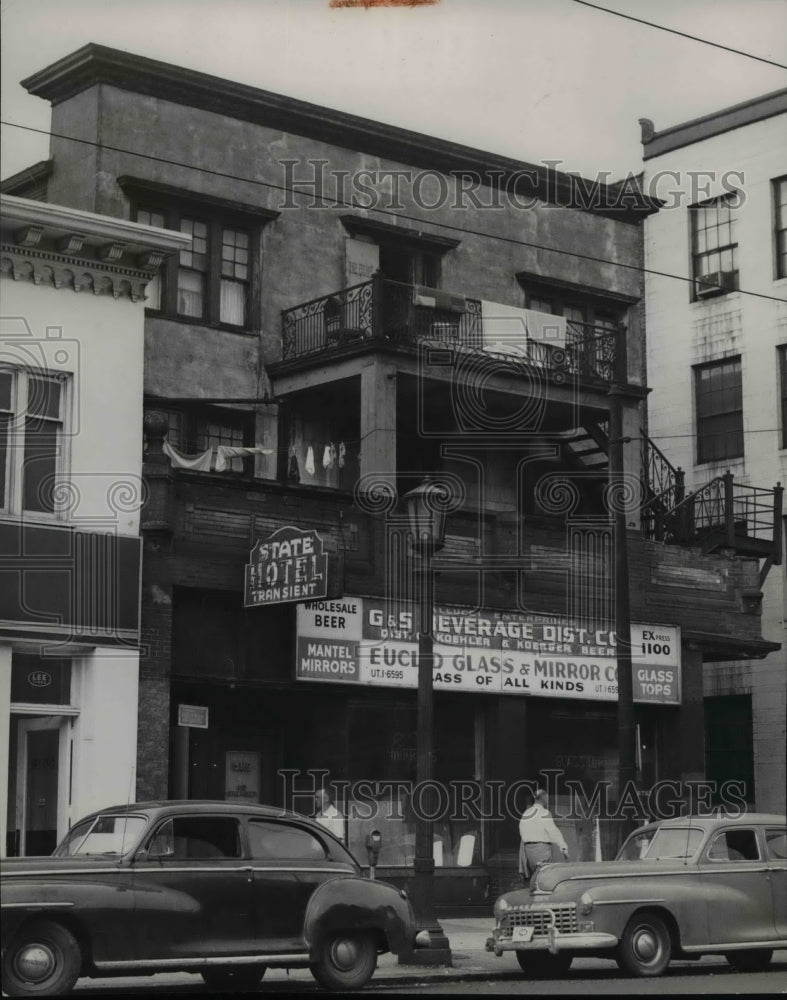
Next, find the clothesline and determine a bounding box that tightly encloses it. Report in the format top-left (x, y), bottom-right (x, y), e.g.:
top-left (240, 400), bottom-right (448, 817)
top-left (163, 441), bottom-right (273, 472)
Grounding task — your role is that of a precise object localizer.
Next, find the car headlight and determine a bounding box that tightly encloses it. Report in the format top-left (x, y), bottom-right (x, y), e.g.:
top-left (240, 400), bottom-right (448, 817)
top-left (579, 891), bottom-right (593, 915)
top-left (493, 896), bottom-right (511, 920)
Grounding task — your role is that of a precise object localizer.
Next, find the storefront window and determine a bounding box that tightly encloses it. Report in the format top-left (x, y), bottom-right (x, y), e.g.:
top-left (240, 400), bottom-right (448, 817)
top-left (344, 697), bottom-right (482, 868)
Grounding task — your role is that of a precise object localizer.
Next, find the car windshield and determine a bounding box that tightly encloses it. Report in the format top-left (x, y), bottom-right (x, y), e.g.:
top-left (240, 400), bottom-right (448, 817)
top-left (617, 827), bottom-right (704, 861)
top-left (55, 814), bottom-right (147, 856)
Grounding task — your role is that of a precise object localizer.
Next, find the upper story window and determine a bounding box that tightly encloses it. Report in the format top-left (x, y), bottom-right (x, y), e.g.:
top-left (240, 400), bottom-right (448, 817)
top-left (1, 368), bottom-right (67, 516)
top-left (779, 345), bottom-right (787, 449)
top-left (379, 244), bottom-right (440, 287)
top-left (137, 205), bottom-right (251, 327)
top-left (694, 357), bottom-right (743, 464)
top-left (690, 193), bottom-right (739, 299)
top-left (121, 176), bottom-right (279, 331)
top-left (519, 277), bottom-right (627, 335)
top-left (340, 214), bottom-right (460, 291)
top-left (774, 176), bottom-right (787, 280)
top-left (159, 404), bottom-right (253, 474)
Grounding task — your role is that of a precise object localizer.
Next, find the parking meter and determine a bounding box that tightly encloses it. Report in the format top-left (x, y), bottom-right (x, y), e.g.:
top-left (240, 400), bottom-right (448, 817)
top-left (365, 829), bottom-right (382, 880)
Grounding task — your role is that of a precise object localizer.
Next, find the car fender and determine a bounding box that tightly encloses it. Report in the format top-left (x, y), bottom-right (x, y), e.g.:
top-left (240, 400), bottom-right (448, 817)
top-left (1, 866), bottom-right (134, 965)
top-left (303, 876), bottom-right (415, 958)
top-left (549, 868), bottom-right (708, 947)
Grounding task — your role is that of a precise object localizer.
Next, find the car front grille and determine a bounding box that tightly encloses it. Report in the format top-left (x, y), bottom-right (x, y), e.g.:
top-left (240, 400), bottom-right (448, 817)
top-left (502, 902), bottom-right (578, 936)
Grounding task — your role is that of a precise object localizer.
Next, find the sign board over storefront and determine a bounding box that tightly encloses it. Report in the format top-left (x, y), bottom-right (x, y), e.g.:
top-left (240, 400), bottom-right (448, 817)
top-left (244, 526), bottom-right (328, 607)
top-left (178, 704), bottom-right (209, 728)
top-left (295, 598), bottom-right (681, 705)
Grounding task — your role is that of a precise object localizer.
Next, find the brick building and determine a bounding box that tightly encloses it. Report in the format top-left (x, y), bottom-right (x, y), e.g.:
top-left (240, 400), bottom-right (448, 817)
top-left (4, 44), bottom-right (780, 903)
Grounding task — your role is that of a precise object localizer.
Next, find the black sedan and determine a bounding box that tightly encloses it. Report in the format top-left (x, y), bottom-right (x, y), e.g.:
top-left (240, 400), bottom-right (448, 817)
top-left (0, 800), bottom-right (416, 996)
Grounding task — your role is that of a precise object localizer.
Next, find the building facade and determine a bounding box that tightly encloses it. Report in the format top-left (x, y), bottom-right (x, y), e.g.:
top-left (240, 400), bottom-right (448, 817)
top-left (5, 44), bottom-right (780, 902)
top-left (641, 89), bottom-right (787, 815)
top-left (0, 194), bottom-right (188, 856)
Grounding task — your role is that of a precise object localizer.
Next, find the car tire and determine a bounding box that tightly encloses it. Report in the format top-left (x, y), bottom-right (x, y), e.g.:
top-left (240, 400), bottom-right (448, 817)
top-left (1, 920), bottom-right (82, 997)
top-left (310, 931), bottom-right (377, 991)
top-left (616, 912), bottom-right (672, 977)
top-left (725, 949), bottom-right (773, 972)
top-left (515, 951), bottom-right (573, 977)
top-left (200, 964), bottom-right (267, 990)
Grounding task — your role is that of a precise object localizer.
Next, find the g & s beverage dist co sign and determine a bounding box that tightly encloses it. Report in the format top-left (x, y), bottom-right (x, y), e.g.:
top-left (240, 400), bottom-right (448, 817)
top-left (245, 526), bottom-right (328, 607)
top-left (295, 598), bottom-right (681, 705)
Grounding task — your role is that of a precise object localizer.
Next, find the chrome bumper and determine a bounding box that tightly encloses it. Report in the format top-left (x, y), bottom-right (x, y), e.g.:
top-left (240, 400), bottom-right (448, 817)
top-left (487, 926), bottom-right (618, 956)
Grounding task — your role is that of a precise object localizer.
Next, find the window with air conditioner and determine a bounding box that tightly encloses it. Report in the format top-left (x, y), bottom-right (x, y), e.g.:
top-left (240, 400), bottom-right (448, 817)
top-left (690, 193), bottom-right (739, 300)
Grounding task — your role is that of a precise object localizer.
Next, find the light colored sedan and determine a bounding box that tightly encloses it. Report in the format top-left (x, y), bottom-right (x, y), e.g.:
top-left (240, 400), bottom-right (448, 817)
top-left (488, 812), bottom-right (786, 978)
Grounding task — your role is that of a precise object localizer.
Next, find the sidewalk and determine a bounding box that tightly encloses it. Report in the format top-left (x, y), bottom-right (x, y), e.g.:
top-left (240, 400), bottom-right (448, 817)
top-left (73, 918), bottom-right (787, 992)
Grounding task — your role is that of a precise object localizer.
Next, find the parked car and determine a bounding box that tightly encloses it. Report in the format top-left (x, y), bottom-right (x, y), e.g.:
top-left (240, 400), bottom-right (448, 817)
top-left (1, 800), bottom-right (416, 996)
top-left (488, 812), bottom-right (787, 978)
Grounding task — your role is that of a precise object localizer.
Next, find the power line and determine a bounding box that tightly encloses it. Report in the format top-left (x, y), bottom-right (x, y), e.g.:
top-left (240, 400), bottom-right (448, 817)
top-left (2, 119), bottom-right (786, 306)
top-left (570, 0), bottom-right (787, 71)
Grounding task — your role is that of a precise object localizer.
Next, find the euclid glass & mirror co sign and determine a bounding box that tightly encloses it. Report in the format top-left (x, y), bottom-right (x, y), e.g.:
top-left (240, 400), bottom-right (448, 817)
top-left (244, 526), bottom-right (329, 607)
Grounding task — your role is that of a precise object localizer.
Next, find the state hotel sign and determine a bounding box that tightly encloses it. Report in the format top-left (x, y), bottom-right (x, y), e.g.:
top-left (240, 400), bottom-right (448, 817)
top-left (244, 526), bottom-right (328, 607)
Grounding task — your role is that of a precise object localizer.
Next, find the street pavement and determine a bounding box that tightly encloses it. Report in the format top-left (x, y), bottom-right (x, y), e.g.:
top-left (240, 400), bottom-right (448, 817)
top-left (71, 918), bottom-right (787, 994)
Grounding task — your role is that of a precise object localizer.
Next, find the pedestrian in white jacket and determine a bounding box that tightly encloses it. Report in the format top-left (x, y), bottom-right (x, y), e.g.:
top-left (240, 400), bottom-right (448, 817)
top-left (518, 788), bottom-right (569, 880)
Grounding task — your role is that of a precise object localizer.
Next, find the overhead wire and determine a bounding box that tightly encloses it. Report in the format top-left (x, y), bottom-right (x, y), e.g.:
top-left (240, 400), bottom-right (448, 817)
top-left (2, 121), bottom-right (786, 305)
top-left (570, 0), bottom-right (787, 71)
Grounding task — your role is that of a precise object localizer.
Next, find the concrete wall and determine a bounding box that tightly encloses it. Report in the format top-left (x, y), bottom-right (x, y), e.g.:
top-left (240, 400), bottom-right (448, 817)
top-left (2, 281), bottom-right (144, 534)
top-left (643, 110), bottom-right (787, 813)
top-left (46, 84), bottom-right (645, 399)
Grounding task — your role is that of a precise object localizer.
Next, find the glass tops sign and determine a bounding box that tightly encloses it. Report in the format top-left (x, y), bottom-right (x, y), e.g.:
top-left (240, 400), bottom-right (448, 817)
top-left (295, 598), bottom-right (681, 705)
top-left (244, 526), bottom-right (328, 607)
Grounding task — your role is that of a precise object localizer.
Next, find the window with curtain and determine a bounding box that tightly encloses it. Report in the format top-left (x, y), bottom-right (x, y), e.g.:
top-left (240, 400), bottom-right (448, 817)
top-left (1, 368), bottom-right (67, 515)
top-left (134, 201), bottom-right (254, 329)
top-left (157, 405), bottom-right (252, 474)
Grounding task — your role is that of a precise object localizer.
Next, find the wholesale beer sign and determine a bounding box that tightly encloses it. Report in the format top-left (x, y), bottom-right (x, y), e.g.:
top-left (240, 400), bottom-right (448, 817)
top-left (295, 598), bottom-right (681, 705)
top-left (244, 526), bottom-right (328, 607)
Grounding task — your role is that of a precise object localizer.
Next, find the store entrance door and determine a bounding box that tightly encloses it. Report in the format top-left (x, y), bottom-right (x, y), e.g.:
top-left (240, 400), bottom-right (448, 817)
top-left (13, 717), bottom-right (63, 856)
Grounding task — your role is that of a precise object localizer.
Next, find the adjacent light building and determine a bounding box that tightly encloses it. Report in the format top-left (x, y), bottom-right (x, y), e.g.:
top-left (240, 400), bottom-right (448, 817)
top-left (641, 88), bottom-right (787, 815)
top-left (3, 45), bottom-right (781, 901)
top-left (0, 194), bottom-right (188, 856)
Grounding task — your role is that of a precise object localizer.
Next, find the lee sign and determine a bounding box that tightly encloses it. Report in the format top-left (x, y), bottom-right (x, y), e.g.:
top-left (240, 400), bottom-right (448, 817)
top-left (295, 598), bottom-right (681, 705)
top-left (244, 526), bottom-right (328, 607)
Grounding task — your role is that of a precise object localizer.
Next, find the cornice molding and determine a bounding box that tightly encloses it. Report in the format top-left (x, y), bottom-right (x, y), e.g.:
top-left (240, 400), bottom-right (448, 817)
top-left (0, 243), bottom-right (153, 301)
top-left (515, 269), bottom-right (639, 306)
top-left (339, 214), bottom-right (460, 252)
top-left (641, 87), bottom-right (787, 160)
top-left (1, 193), bottom-right (191, 253)
top-left (117, 176), bottom-right (281, 221)
top-left (22, 44), bottom-right (659, 223)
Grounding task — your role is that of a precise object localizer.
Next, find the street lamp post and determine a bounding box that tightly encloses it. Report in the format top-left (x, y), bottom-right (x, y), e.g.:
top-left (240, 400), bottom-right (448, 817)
top-left (400, 477), bottom-right (452, 966)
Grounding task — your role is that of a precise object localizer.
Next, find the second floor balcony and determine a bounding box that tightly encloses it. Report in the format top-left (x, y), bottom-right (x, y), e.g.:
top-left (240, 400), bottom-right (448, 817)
top-left (281, 276), bottom-right (626, 386)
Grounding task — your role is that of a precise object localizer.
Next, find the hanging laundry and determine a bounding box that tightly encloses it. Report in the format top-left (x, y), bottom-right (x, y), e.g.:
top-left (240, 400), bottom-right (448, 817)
top-left (338, 441), bottom-right (346, 469)
top-left (305, 445), bottom-right (315, 476)
top-left (330, 443), bottom-right (337, 468)
top-left (323, 444), bottom-right (333, 469)
top-left (288, 447), bottom-right (300, 482)
top-left (162, 441), bottom-right (214, 471)
top-left (214, 445), bottom-right (273, 472)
